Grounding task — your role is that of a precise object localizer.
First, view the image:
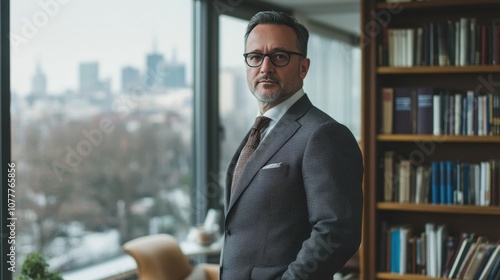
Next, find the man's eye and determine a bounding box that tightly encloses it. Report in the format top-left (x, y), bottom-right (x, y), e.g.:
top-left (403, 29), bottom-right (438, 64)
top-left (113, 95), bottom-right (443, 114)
top-left (273, 53), bottom-right (287, 60)
top-left (249, 54), bottom-right (262, 61)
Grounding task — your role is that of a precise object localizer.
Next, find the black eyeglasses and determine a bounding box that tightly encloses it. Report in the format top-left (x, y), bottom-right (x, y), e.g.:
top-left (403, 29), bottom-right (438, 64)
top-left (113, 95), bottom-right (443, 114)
top-left (243, 50), bottom-right (305, 67)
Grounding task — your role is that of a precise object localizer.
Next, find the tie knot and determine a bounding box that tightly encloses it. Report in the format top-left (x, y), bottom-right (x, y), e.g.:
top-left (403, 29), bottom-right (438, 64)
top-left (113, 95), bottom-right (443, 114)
top-left (252, 116), bottom-right (271, 132)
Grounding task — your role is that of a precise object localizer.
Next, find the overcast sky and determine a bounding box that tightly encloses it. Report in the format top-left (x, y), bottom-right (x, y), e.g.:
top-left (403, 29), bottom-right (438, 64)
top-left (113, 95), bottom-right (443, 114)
top-left (10, 0), bottom-right (247, 95)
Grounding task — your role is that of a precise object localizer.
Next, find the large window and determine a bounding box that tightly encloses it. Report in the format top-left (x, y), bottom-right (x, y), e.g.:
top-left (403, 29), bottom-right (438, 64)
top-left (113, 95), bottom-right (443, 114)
top-left (10, 0), bottom-right (193, 273)
top-left (305, 33), bottom-right (361, 140)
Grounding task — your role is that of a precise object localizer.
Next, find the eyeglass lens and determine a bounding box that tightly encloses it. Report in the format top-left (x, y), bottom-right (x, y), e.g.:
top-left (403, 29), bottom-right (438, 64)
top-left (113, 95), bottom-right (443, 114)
top-left (246, 52), bottom-right (290, 67)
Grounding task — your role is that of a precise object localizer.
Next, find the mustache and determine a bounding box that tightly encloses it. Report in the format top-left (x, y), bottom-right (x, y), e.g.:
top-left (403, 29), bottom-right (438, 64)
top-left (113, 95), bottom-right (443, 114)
top-left (256, 75), bottom-right (279, 83)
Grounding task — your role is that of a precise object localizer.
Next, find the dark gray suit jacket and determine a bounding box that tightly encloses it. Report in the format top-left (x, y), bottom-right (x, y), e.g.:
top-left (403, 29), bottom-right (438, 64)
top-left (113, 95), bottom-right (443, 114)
top-left (220, 94), bottom-right (363, 280)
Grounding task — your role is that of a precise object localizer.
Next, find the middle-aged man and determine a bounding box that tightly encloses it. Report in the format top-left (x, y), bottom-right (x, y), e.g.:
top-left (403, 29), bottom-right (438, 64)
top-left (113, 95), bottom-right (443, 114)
top-left (220, 11), bottom-right (363, 280)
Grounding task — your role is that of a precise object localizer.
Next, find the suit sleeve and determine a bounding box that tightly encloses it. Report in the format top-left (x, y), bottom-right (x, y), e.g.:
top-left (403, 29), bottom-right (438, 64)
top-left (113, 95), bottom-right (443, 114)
top-left (280, 121), bottom-right (363, 280)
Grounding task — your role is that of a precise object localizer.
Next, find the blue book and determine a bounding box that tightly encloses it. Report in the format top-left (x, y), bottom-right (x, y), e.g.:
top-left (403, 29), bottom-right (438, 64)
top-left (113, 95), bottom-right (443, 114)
top-left (390, 228), bottom-right (401, 273)
top-left (463, 163), bottom-right (470, 204)
top-left (393, 87), bottom-right (415, 134)
top-left (440, 161), bottom-right (447, 204)
top-left (416, 87), bottom-right (434, 134)
top-left (446, 161), bottom-right (454, 204)
top-left (431, 162), bottom-right (440, 204)
top-left (486, 249), bottom-right (500, 280)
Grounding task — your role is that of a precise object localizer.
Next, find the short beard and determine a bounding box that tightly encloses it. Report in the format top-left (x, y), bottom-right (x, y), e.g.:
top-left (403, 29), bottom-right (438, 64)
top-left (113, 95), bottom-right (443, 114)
top-left (251, 86), bottom-right (288, 104)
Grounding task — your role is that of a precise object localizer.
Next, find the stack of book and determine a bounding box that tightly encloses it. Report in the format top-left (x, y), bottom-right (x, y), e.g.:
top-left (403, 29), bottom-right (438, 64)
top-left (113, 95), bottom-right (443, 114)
top-left (380, 222), bottom-right (500, 279)
top-left (379, 18), bottom-right (500, 67)
top-left (381, 87), bottom-right (500, 136)
top-left (383, 152), bottom-right (500, 206)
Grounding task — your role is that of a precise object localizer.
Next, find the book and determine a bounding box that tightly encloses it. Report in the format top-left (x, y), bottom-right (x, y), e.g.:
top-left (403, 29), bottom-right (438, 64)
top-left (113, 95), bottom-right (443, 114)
top-left (446, 161), bottom-right (454, 204)
top-left (393, 87), bottom-right (415, 134)
top-left (473, 245), bottom-right (496, 279)
top-left (384, 151), bottom-right (396, 202)
top-left (443, 236), bottom-right (457, 277)
top-left (436, 224), bottom-right (448, 277)
top-left (440, 161), bottom-right (447, 204)
top-left (381, 88), bottom-right (394, 134)
top-left (399, 160), bottom-right (412, 203)
top-left (379, 222), bottom-right (388, 272)
top-left (449, 235), bottom-right (474, 278)
top-left (466, 90), bottom-right (475, 135)
top-left (463, 163), bottom-right (470, 205)
top-left (408, 236), bottom-right (417, 274)
top-left (433, 91), bottom-right (442, 135)
top-left (415, 166), bottom-right (425, 204)
top-left (459, 236), bottom-right (487, 279)
top-left (400, 227), bottom-right (410, 274)
top-left (390, 227), bottom-right (401, 273)
top-left (437, 23), bottom-right (449, 66)
top-left (417, 87), bottom-right (433, 134)
top-left (431, 162), bottom-right (440, 204)
top-left (454, 92), bottom-right (463, 135)
top-left (426, 223), bottom-right (437, 277)
top-left (479, 244), bottom-right (500, 280)
top-left (455, 162), bottom-right (464, 204)
top-left (420, 232), bottom-right (427, 275)
top-left (487, 247), bottom-right (500, 280)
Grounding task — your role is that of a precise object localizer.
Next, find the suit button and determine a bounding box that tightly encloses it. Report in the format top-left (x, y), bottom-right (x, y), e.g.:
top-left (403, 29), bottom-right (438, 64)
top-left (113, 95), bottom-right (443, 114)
top-left (226, 229), bottom-right (231, 236)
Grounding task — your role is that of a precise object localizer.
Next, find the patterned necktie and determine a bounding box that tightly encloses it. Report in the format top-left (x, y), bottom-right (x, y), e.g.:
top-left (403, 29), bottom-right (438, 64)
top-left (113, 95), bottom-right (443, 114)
top-left (231, 116), bottom-right (271, 195)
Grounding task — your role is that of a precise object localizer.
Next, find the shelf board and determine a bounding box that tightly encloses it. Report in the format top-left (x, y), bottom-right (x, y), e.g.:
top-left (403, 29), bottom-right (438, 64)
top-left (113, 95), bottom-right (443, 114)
top-left (377, 272), bottom-right (447, 280)
top-left (377, 66), bottom-right (500, 74)
top-left (377, 202), bottom-right (500, 215)
top-left (376, 0), bottom-right (500, 10)
top-left (377, 134), bottom-right (500, 143)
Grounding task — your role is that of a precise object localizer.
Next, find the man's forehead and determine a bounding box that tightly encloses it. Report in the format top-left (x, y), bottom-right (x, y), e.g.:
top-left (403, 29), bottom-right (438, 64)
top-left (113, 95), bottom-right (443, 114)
top-left (246, 24), bottom-right (297, 49)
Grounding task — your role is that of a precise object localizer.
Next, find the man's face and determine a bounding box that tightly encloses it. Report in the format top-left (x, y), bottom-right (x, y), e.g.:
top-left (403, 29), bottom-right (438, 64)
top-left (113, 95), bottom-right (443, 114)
top-left (245, 24), bottom-right (310, 107)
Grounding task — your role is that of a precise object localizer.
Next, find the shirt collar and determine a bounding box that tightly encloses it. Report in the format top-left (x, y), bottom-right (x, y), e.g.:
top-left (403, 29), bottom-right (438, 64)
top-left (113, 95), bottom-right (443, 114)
top-left (259, 88), bottom-right (305, 121)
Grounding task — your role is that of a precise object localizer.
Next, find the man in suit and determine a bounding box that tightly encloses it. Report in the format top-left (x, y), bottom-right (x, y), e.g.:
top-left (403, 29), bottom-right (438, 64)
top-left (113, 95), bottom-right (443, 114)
top-left (220, 11), bottom-right (363, 280)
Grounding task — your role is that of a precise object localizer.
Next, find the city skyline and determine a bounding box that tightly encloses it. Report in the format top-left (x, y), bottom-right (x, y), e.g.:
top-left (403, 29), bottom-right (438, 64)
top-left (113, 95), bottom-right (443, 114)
top-left (10, 0), bottom-right (194, 96)
top-left (10, 1), bottom-right (248, 96)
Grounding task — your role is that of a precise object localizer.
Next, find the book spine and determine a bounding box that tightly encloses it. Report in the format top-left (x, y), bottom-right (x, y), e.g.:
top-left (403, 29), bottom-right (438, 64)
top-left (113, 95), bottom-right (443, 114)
top-left (381, 88), bottom-right (394, 134)
top-left (454, 93), bottom-right (462, 135)
top-left (440, 161), bottom-right (447, 204)
top-left (467, 91), bottom-right (475, 136)
top-left (433, 93), bottom-right (442, 135)
top-left (417, 88), bottom-right (433, 134)
top-left (431, 162), bottom-right (440, 204)
top-left (446, 161), bottom-right (454, 204)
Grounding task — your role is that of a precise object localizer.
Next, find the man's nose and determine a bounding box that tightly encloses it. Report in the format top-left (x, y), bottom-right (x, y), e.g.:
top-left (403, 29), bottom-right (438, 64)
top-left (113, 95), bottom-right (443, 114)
top-left (260, 56), bottom-right (275, 73)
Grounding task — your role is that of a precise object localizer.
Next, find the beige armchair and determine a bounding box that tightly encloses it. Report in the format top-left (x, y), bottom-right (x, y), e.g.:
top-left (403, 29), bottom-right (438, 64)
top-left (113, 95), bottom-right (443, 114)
top-left (122, 234), bottom-right (219, 280)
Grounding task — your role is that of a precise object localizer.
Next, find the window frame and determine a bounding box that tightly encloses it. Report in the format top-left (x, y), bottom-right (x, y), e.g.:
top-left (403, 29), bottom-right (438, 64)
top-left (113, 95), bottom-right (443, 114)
top-left (1, 0), bottom-right (12, 278)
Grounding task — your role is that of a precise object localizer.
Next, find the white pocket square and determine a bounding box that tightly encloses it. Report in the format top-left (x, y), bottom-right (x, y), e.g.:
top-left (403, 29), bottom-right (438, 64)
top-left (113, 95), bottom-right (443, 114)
top-left (262, 162), bottom-right (283, 170)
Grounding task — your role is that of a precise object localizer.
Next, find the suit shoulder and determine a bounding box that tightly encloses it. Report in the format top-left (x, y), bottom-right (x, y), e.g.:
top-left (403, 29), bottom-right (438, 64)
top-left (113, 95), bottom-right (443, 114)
top-left (301, 106), bottom-right (340, 128)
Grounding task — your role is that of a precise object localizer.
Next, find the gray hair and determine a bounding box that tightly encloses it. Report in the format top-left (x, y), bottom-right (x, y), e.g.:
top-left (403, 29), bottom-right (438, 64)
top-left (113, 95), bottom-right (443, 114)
top-left (244, 11), bottom-right (309, 56)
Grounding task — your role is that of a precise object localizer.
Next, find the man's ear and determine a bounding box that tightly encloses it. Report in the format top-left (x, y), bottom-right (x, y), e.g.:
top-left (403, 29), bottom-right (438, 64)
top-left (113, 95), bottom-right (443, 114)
top-left (299, 58), bottom-right (310, 80)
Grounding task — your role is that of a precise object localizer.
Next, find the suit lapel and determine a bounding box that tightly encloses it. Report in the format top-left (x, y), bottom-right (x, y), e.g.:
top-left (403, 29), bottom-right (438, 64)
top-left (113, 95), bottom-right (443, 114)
top-left (226, 95), bottom-right (313, 215)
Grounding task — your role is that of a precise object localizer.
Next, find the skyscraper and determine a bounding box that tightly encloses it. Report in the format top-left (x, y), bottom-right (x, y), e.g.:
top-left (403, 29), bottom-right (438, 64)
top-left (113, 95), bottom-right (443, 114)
top-left (79, 62), bottom-right (99, 95)
top-left (31, 62), bottom-right (47, 96)
top-left (145, 53), bottom-right (164, 89)
top-left (121, 66), bottom-right (140, 92)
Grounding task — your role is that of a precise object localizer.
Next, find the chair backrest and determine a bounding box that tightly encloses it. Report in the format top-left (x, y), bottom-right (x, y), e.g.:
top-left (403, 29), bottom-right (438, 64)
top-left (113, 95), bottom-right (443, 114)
top-left (123, 234), bottom-right (193, 280)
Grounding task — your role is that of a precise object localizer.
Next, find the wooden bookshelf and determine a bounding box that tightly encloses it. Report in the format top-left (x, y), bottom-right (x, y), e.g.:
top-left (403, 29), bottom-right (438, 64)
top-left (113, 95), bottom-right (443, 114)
top-left (376, 0), bottom-right (500, 10)
top-left (376, 272), bottom-right (448, 280)
top-left (360, 0), bottom-right (500, 279)
top-left (378, 202), bottom-right (500, 215)
top-left (377, 134), bottom-right (500, 143)
top-left (377, 65), bottom-right (500, 74)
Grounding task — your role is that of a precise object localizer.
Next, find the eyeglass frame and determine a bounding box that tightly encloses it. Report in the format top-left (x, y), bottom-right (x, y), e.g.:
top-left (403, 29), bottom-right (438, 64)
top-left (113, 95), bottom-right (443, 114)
top-left (243, 50), bottom-right (306, 67)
